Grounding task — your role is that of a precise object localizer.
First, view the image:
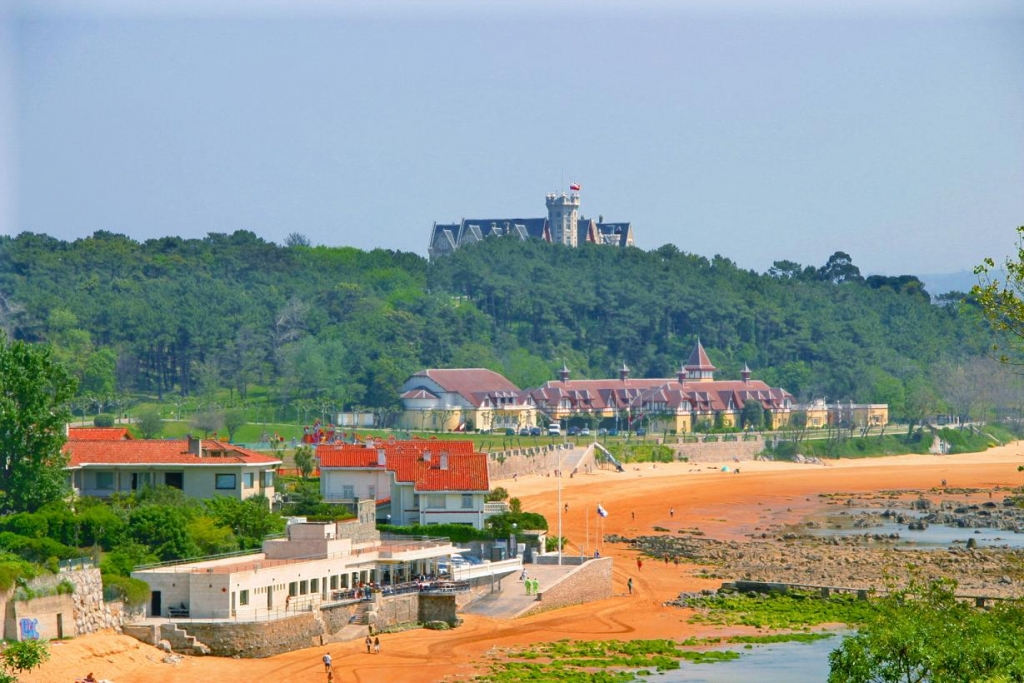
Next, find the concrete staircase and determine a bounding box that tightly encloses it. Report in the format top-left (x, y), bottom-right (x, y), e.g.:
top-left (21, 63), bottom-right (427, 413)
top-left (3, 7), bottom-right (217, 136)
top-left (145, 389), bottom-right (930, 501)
top-left (159, 623), bottom-right (212, 655)
top-left (348, 600), bottom-right (372, 625)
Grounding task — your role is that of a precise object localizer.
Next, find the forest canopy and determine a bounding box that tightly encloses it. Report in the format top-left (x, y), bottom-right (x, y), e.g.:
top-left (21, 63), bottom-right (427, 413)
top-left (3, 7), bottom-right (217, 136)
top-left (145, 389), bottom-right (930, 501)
top-left (0, 230), bottom-right (1005, 424)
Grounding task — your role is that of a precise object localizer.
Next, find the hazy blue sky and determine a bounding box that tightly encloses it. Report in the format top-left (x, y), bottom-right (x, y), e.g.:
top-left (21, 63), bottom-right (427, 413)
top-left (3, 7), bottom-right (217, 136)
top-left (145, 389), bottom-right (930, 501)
top-left (2, 0), bottom-right (1022, 278)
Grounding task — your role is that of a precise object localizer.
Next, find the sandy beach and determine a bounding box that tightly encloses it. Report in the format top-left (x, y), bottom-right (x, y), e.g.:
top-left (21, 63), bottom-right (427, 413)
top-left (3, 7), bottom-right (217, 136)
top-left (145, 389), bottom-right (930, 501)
top-left (26, 444), bottom-right (1024, 683)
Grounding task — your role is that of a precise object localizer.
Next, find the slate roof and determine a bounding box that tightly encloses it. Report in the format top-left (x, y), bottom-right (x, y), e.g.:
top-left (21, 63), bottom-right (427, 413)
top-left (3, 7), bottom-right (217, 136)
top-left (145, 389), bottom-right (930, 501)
top-left (408, 368), bottom-right (522, 407)
top-left (65, 439), bottom-right (281, 468)
top-left (68, 427), bottom-right (134, 441)
top-left (595, 222), bottom-right (633, 247)
top-left (685, 339), bottom-right (717, 373)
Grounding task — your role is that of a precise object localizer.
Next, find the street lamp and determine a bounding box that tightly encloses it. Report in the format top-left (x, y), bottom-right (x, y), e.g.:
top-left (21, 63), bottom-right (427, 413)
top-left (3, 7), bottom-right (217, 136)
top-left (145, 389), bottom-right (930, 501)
top-left (510, 523), bottom-right (518, 559)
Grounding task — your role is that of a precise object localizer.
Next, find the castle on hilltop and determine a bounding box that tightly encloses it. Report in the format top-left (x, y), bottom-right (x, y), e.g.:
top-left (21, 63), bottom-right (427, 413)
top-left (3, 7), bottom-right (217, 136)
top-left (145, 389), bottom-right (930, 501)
top-left (428, 189), bottom-right (635, 259)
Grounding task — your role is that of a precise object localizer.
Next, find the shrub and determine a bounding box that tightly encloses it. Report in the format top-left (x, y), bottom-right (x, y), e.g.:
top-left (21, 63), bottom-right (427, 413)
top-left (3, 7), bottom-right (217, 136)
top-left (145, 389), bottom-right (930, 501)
top-left (102, 574), bottom-right (150, 608)
top-left (94, 413), bottom-right (116, 428)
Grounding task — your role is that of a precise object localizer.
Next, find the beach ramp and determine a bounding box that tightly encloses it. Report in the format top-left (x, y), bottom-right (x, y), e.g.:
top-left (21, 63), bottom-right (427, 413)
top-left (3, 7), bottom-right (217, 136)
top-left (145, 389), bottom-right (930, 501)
top-left (593, 443), bottom-right (625, 472)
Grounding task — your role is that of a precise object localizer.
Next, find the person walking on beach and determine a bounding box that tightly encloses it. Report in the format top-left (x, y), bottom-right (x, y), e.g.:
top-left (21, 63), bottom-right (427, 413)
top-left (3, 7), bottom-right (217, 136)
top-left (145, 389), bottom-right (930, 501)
top-left (365, 634), bottom-right (373, 653)
top-left (637, 558), bottom-right (643, 571)
top-left (374, 636), bottom-right (381, 654)
top-left (322, 652), bottom-right (332, 673)
top-left (669, 507), bottom-right (674, 518)
top-left (627, 577), bottom-right (633, 595)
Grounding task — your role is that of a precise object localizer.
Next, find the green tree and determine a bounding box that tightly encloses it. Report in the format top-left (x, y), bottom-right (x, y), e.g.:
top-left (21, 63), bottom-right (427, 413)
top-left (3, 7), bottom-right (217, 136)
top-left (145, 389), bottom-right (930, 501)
top-left (203, 495), bottom-right (283, 549)
top-left (191, 408), bottom-right (224, 437)
top-left (974, 225), bottom-right (1024, 363)
top-left (293, 445), bottom-right (316, 479)
top-left (187, 515), bottom-right (240, 555)
top-left (128, 506), bottom-right (199, 561)
top-left (740, 399), bottom-right (764, 431)
top-left (829, 579), bottom-right (1024, 682)
top-left (224, 407), bottom-right (247, 442)
top-left (136, 407), bottom-right (163, 439)
top-left (0, 638), bottom-right (49, 683)
top-left (0, 337), bottom-right (77, 513)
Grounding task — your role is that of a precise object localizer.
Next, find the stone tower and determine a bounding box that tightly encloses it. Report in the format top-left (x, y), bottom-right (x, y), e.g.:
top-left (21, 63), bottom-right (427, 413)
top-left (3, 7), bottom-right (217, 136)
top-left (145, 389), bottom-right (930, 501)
top-left (545, 192), bottom-right (580, 246)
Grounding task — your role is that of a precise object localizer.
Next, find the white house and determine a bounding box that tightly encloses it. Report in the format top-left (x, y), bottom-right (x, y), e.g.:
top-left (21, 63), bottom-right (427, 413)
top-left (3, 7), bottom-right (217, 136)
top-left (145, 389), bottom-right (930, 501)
top-left (65, 436), bottom-right (280, 504)
top-left (316, 439), bottom-right (499, 529)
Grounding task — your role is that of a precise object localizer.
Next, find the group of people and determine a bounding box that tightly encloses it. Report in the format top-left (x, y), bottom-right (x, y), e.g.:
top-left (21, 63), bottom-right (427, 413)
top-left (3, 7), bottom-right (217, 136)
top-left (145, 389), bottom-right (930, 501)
top-left (523, 577), bottom-right (540, 595)
top-left (319, 635), bottom-right (382, 681)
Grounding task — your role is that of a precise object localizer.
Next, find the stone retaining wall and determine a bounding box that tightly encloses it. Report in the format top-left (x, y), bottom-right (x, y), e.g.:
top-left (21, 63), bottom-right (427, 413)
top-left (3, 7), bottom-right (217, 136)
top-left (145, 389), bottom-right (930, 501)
top-left (0, 567), bottom-right (125, 641)
top-left (488, 445), bottom-right (590, 480)
top-left (183, 612), bottom-right (322, 658)
top-left (149, 591), bottom-right (459, 658)
top-left (525, 557), bottom-right (613, 615)
top-left (672, 440), bottom-right (763, 463)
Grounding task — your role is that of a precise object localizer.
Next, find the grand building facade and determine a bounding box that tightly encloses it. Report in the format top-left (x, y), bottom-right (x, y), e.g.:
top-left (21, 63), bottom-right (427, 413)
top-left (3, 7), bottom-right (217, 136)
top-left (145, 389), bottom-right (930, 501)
top-left (398, 341), bottom-right (808, 434)
top-left (428, 190), bottom-right (635, 259)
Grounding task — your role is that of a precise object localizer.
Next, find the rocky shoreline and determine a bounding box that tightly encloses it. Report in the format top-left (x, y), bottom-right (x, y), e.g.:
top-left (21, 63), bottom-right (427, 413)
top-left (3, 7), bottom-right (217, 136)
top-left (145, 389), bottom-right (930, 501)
top-left (608, 489), bottom-right (1024, 600)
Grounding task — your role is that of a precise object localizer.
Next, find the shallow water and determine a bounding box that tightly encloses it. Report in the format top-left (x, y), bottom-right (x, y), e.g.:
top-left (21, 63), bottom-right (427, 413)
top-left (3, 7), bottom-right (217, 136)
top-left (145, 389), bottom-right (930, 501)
top-left (656, 634), bottom-right (843, 682)
top-left (809, 510), bottom-right (1024, 549)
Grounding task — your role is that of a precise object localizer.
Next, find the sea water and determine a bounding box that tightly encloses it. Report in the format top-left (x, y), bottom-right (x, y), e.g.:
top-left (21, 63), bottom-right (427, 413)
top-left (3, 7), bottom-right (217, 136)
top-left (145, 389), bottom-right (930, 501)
top-left (652, 633), bottom-right (844, 682)
top-left (809, 510), bottom-right (1024, 549)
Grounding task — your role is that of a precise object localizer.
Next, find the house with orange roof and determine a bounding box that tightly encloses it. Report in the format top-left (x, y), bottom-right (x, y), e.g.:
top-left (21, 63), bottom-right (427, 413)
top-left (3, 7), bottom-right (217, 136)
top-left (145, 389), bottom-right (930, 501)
top-left (316, 440), bottom-right (495, 529)
top-left (67, 426), bottom-right (134, 440)
top-left (65, 436), bottom-right (281, 505)
top-left (397, 368), bottom-right (537, 433)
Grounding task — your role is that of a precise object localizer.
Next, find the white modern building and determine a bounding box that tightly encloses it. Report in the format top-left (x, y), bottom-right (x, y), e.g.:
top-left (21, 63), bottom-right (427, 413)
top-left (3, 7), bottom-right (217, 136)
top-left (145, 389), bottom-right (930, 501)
top-left (132, 502), bottom-right (462, 620)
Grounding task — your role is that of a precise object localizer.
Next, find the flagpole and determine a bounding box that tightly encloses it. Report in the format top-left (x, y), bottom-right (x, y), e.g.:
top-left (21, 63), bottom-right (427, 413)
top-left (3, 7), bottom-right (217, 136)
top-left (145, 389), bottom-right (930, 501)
top-left (557, 466), bottom-right (562, 566)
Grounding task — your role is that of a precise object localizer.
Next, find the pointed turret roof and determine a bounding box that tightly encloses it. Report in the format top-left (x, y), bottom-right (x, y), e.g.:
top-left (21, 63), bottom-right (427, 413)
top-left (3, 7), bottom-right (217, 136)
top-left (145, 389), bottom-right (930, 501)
top-left (684, 338), bottom-right (717, 372)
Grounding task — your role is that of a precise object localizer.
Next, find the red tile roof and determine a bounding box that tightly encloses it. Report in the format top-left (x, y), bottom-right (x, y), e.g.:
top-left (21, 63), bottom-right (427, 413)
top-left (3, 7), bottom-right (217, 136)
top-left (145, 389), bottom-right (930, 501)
top-left (68, 427), bottom-right (134, 441)
top-left (316, 440), bottom-right (488, 492)
top-left (65, 439), bottom-right (281, 467)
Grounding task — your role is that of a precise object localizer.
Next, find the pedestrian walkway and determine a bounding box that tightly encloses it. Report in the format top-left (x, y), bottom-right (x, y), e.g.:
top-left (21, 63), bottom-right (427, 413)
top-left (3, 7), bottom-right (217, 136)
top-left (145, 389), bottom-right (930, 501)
top-left (461, 562), bottom-right (577, 619)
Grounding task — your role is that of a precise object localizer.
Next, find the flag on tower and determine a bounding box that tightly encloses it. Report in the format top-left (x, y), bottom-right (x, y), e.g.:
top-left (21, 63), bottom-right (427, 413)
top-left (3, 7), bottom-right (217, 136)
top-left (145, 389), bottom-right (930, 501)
top-left (569, 183), bottom-right (581, 191)
top-left (597, 503), bottom-right (609, 517)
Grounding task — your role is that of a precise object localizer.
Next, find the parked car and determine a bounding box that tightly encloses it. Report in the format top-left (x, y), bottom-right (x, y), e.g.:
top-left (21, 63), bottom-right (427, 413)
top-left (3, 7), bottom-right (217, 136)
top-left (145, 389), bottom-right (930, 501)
top-left (567, 426), bottom-right (580, 436)
top-left (504, 428), bottom-right (516, 436)
top-left (636, 427), bottom-right (647, 436)
top-left (580, 427), bottom-right (591, 436)
top-left (547, 423), bottom-right (561, 435)
top-left (597, 428), bottom-right (608, 436)
top-left (518, 427), bottom-right (532, 436)
top-left (607, 428), bottom-right (619, 437)
top-left (529, 426), bottom-right (542, 436)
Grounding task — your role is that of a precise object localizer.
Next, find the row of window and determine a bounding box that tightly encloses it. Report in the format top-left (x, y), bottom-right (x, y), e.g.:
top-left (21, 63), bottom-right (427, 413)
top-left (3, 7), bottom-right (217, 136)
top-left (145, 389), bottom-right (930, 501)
top-left (335, 487), bottom-right (473, 510)
top-left (91, 470), bottom-right (273, 491)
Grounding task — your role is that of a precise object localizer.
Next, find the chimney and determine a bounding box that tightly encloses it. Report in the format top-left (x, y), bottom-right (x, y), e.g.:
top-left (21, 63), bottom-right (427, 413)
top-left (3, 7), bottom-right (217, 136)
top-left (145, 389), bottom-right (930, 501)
top-left (377, 448), bottom-right (386, 467)
top-left (188, 435), bottom-right (202, 457)
top-left (439, 452), bottom-right (449, 470)
top-left (619, 362), bottom-right (630, 382)
top-left (676, 363), bottom-right (688, 384)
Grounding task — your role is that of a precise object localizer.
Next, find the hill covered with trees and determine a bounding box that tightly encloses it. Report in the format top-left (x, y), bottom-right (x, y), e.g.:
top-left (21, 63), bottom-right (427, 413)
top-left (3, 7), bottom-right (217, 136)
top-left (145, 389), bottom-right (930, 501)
top-left (0, 230), bottom-right (1008, 425)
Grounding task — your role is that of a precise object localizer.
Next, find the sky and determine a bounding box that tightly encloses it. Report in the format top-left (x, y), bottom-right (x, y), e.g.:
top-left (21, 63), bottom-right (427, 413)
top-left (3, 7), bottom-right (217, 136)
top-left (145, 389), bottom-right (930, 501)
top-left (2, 0), bottom-right (1022, 278)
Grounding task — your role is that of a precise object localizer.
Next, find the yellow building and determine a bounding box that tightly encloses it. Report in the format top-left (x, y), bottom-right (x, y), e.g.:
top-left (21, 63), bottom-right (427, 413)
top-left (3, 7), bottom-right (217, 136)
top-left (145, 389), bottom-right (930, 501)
top-left (398, 368), bottom-right (537, 432)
